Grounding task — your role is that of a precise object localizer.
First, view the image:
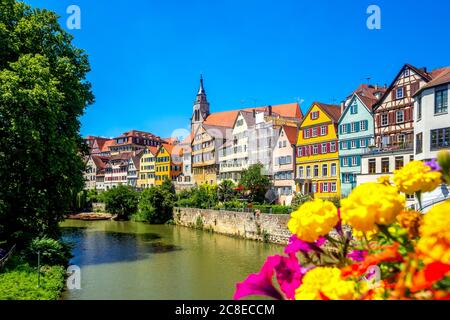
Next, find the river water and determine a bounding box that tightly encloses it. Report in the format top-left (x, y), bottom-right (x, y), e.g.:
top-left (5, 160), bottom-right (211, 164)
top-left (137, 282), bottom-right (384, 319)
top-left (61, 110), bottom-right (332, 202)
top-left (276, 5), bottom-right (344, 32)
top-left (60, 220), bottom-right (282, 300)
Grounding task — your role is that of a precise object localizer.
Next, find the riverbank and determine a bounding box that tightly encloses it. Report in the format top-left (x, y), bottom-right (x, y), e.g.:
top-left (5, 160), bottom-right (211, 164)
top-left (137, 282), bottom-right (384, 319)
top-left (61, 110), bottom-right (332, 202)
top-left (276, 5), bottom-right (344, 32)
top-left (0, 256), bottom-right (65, 300)
top-left (173, 207), bottom-right (291, 245)
top-left (66, 212), bottom-right (113, 220)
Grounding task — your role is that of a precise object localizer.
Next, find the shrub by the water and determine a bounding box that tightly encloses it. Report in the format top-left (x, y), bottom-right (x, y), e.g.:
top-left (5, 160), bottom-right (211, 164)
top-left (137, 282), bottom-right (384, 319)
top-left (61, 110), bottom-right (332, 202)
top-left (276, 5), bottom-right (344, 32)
top-left (103, 185), bottom-right (139, 219)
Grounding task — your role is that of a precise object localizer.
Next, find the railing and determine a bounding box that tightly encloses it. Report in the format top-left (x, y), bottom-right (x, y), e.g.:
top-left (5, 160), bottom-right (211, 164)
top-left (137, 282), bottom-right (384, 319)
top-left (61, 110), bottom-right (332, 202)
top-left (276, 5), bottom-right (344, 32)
top-left (363, 142), bottom-right (414, 155)
top-left (0, 244), bottom-right (16, 270)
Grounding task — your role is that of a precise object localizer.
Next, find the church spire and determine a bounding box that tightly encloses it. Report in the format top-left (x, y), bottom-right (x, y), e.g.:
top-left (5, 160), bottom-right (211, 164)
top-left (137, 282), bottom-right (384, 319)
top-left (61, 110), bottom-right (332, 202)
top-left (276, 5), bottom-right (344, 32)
top-left (197, 74), bottom-right (205, 95)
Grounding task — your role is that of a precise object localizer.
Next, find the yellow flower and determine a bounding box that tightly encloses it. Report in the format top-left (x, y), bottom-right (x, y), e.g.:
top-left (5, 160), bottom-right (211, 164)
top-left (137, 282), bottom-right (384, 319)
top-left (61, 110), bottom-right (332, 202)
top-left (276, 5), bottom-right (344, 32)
top-left (393, 161), bottom-right (442, 194)
top-left (287, 198), bottom-right (338, 242)
top-left (377, 175), bottom-right (391, 185)
top-left (396, 210), bottom-right (423, 238)
top-left (340, 183), bottom-right (405, 234)
top-left (417, 201), bottom-right (450, 264)
top-left (295, 267), bottom-right (356, 300)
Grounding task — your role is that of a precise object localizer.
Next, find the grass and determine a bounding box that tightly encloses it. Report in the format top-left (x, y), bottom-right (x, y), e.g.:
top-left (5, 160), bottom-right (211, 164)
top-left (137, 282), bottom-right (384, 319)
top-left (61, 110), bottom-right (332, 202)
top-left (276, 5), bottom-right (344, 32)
top-left (0, 256), bottom-right (65, 300)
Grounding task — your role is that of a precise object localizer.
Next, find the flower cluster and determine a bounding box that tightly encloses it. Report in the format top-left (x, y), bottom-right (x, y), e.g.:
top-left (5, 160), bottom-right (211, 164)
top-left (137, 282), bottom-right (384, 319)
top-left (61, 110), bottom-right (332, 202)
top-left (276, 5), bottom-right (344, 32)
top-left (234, 157), bottom-right (450, 300)
top-left (287, 199), bottom-right (338, 242)
top-left (393, 160), bottom-right (442, 195)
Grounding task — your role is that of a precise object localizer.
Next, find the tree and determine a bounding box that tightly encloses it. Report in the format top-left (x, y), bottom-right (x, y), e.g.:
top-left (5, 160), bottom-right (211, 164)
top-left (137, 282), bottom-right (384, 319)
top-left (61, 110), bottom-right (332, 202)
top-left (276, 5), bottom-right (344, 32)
top-left (191, 184), bottom-right (218, 209)
top-left (239, 164), bottom-right (271, 203)
top-left (138, 186), bottom-right (175, 224)
top-left (217, 180), bottom-right (236, 202)
top-left (0, 1), bottom-right (94, 242)
top-left (103, 186), bottom-right (139, 220)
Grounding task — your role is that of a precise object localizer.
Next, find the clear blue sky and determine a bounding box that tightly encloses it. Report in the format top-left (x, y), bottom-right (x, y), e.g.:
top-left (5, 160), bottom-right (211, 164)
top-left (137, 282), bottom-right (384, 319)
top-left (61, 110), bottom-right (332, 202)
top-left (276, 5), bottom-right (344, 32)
top-left (27, 0), bottom-right (450, 139)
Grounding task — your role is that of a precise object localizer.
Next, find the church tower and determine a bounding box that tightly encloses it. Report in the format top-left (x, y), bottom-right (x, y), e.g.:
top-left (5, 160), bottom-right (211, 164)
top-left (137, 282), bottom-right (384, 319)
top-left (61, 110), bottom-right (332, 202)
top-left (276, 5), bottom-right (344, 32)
top-left (191, 75), bottom-right (210, 134)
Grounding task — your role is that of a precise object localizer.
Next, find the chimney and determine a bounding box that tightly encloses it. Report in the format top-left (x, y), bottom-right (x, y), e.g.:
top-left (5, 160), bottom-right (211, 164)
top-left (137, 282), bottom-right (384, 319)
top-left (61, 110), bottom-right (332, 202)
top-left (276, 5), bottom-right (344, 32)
top-left (252, 109), bottom-right (256, 118)
top-left (268, 105), bottom-right (272, 116)
top-left (340, 101), bottom-right (345, 114)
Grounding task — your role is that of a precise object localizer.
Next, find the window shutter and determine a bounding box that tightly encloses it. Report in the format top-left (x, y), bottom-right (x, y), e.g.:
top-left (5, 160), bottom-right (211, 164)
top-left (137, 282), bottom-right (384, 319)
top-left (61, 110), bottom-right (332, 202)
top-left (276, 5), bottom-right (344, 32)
top-left (328, 183), bottom-right (332, 192)
top-left (339, 125), bottom-right (342, 134)
top-left (326, 142), bottom-right (330, 153)
top-left (355, 122), bottom-right (360, 132)
top-left (356, 140), bottom-right (360, 148)
top-left (325, 125), bottom-right (329, 135)
top-left (320, 183), bottom-right (323, 193)
top-left (347, 141), bottom-right (351, 149)
top-left (391, 88), bottom-right (396, 101)
top-left (403, 86), bottom-right (407, 98)
top-left (411, 82), bottom-right (419, 96)
top-left (365, 120), bottom-right (369, 130)
top-left (389, 111), bottom-right (394, 124)
top-left (376, 114), bottom-right (381, 127)
top-left (309, 128), bottom-right (313, 136)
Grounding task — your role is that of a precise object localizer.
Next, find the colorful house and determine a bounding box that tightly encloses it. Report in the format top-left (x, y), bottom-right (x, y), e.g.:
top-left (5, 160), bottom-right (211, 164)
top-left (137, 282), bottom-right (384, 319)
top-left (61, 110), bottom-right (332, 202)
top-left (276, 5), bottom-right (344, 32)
top-left (137, 146), bottom-right (158, 188)
top-left (295, 102), bottom-right (341, 199)
top-left (338, 84), bottom-right (385, 197)
top-left (155, 144), bottom-right (182, 185)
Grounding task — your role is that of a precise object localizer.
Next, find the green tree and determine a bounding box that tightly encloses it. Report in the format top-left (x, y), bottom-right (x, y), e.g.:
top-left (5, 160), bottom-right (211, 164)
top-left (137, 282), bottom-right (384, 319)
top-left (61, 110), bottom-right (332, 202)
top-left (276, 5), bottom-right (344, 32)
top-left (138, 186), bottom-right (174, 224)
top-left (239, 164), bottom-right (271, 203)
top-left (217, 180), bottom-right (236, 202)
top-left (191, 184), bottom-right (218, 209)
top-left (103, 185), bottom-right (139, 220)
top-left (0, 0), bottom-right (94, 242)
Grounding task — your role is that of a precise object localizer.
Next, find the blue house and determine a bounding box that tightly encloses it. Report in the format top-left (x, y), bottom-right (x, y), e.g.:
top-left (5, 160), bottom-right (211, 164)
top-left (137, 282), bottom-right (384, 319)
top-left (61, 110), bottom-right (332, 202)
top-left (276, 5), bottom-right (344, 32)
top-left (338, 85), bottom-right (385, 197)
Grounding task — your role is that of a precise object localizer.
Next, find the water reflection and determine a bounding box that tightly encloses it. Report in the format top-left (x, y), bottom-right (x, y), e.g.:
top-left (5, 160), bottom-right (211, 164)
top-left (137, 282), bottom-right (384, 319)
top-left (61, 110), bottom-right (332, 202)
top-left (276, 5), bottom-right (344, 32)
top-left (61, 220), bottom-right (282, 300)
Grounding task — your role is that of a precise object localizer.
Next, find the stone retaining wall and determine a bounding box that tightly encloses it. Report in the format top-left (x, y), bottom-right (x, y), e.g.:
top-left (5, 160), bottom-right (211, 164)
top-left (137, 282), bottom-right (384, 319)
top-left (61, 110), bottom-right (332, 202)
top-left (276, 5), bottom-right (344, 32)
top-left (173, 207), bottom-right (291, 244)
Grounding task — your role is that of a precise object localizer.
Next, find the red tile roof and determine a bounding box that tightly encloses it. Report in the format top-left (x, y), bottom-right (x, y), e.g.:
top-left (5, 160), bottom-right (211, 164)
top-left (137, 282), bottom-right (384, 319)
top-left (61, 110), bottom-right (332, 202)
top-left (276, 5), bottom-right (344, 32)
top-left (314, 102), bottom-right (341, 122)
top-left (282, 125), bottom-right (299, 145)
top-left (414, 67), bottom-right (450, 96)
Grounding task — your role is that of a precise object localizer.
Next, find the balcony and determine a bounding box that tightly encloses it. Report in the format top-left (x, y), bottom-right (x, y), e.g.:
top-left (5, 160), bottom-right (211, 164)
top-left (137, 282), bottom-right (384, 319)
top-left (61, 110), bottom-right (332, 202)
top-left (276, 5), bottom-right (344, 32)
top-left (363, 142), bottom-right (414, 156)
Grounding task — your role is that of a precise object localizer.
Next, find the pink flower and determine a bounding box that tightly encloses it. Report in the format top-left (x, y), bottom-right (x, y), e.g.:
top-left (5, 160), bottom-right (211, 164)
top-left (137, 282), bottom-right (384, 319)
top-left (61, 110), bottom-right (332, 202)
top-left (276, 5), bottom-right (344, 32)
top-left (284, 235), bottom-right (325, 255)
top-left (274, 255), bottom-right (303, 300)
top-left (347, 250), bottom-right (368, 262)
top-left (233, 255), bottom-right (284, 300)
top-left (233, 254), bottom-right (305, 300)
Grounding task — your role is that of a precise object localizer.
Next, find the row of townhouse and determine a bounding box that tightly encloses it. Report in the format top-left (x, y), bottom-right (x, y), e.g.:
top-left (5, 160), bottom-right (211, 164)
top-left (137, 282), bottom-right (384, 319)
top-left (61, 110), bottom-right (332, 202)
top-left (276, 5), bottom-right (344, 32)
top-left (83, 131), bottom-right (182, 191)
top-left (84, 64), bottom-right (450, 206)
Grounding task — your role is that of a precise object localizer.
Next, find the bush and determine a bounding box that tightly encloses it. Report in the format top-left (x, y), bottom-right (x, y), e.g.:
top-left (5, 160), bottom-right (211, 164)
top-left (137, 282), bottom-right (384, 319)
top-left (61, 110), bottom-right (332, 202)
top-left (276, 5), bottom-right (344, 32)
top-left (102, 185), bottom-right (139, 219)
top-left (27, 237), bottom-right (72, 266)
top-left (252, 204), bottom-right (291, 214)
top-left (138, 186), bottom-right (175, 224)
top-left (221, 200), bottom-right (245, 210)
top-left (176, 198), bottom-right (194, 207)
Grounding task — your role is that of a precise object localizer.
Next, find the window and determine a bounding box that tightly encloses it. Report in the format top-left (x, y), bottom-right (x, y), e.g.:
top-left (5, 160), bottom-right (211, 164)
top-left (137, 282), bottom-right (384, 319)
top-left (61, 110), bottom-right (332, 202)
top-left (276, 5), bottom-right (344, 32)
top-left (297, 147), bottom-right (303, 157)
top-left (306, 166), bottom-right (311, 178)
top-left (417, 97), bottom-right (422, 120)
top-left (351, 122), bottom-right (356, 132)
top-left (311, 111), bottom-right (320, 120)
top-left (321, 143), bottom-right (327, 153)
top-left (381, 114), bottom-right (388, 126)
top-left (304, 129), bottom-right (310, 138)
top-left (351, 102), bottom-right (358, 114)
top-left (343, 173), bottom-right (350, 183)
top-left (404, 69), bottom-right (410, 77)
top-left (279, 141), bottom-right (282, 148)
top-left (283, 141), bottom-right (287, 147)
top-left (435, 85), bottom-right (448, 114)
top-left (368, 159), bottom-right (376, 174)
top-left (312, 127), bottom-right (318, 137)
top-left (342, 124), bottom-right (348, 134)
top-left (331, 182), bottom-right (337, 193)
top-left (286, 156), bottom-right (292, 164)
top-left (343, 157), bottom-right (349, 166)
top-left (342, 141), bottom-right (348, 150)
top-left (398, 134), bottom-right (405, 144)
top-left (395, 156), bottom-right (404, 170)
top-left (352, 156), bottom-right (358, 166)
top-left (351, 140), bottom-right (356, 149)
top-left (314, 165), bottom-right (319, 177)
top-left (360, 120), bottom-right (367, 131)
top-left (416, 133), bottom-right (423, 154)
top-left (322, 183), bottom-right (329, 193)
top-left (313, 145), bottom-right (318, 154)
top-left (330, 142), bottom-right (336, 152)
top-left (312, 183), bottom-right (317, 193)
top-left (396, 110), bottom-right (404, 123)
top-left (360, 139), bottom-right (367, 148)
top-left (298, 166), bottom-right (304, 178)
top-left (321, 126), bottom-right (327, 136)
top-left (381, 158), bottom-right (390, 173)
top-left (431, 127), bottom-right (450, 150)
top-left (396, 87), bottom-right (404, 99)
top-left (322, 164), bottom-right (328, 177)
top-left (331, 163), bottom-right (337, 176)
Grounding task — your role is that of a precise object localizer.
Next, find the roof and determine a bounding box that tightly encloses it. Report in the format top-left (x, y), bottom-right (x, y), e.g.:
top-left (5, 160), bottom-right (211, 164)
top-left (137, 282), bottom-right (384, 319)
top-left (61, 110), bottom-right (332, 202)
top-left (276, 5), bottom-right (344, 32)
top-left (239, 111), bottom-right (257, 127)
top-left (282, 125), bottom-right (299, 145)
top-left (373, 63), bottom-right (434, 110)
top-left (202, 102), bottom-right (302, 128)
top-left (180, 132), bottom-right (193, 145)
top-left (203, 124), bottom-right (232, 139)
top-left (100, 139), bottom-right (114, 153)
top-left (314, 102), bottom-right (341, 122)
top-left (414, 66), bottom-right (450, 96)
top-left (162, 137), bottom-right (179, 145)
top-left (91, 155), bottom-right (109, 169)
top-left (349, 83), bottom-right (386, 111)
top-left (148, 146), bottom-right (159, 155)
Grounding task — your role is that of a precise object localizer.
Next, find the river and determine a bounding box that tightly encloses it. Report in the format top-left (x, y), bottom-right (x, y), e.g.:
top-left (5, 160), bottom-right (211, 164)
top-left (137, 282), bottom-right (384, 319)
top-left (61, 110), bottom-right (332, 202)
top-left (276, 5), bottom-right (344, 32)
top-left (60, 220), bottom-right (282, 300)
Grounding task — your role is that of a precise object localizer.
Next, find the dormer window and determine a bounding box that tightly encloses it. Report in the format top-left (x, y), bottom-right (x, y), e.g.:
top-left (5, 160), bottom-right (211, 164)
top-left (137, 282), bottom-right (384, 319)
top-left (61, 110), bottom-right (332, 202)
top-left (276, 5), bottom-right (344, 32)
top-left (351, 102), bottom-right (358, 114)
top-left (404, 69), bottom-right (410, 77)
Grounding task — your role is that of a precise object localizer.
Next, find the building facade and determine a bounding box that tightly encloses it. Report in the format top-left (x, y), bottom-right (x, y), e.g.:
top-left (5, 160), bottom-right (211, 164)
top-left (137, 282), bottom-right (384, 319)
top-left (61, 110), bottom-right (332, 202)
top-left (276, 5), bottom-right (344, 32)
top-left (272, 125), bottom-right (298, 205)
top-left (104, 153), bottom-right (132, 189)
top-left (155, 144), bottom-right (182, 185)
top-left (109, 130), bottom-right (162, 155)
top-left (137, 146), bottom-right (157, 188)
top-left (296, 102), bottom-right (341, 198)
top-left (338, 85), bottom-right (383, 196)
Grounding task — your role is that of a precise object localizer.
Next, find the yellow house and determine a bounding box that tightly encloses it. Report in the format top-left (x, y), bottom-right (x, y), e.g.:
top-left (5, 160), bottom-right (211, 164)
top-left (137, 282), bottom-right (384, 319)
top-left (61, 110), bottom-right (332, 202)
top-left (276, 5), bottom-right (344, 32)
top-left (296, 102), bottom-right (342, 199)
top-left (137, 146), bottom-right (158, 188)
top-left (155, 143), bottom-right (182, 185)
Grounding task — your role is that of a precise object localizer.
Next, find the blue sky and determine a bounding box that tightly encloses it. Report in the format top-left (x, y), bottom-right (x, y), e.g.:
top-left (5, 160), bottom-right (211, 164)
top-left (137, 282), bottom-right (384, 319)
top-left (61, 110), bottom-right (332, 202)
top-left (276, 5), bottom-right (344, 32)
top-left (27, 0), bottom-right (450, 139)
